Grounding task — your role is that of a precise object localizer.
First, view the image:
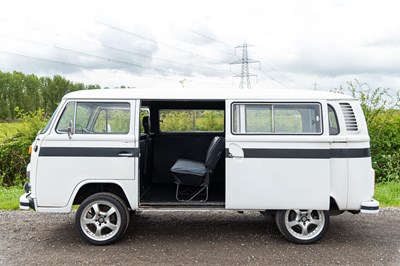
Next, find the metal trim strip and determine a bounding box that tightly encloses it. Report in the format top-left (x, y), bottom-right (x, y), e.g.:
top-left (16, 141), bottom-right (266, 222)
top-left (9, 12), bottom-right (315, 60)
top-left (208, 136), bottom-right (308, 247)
top-left (225, 148), bottom-right (370, 159)
top-left (39, 147), bottom-right (139, 157)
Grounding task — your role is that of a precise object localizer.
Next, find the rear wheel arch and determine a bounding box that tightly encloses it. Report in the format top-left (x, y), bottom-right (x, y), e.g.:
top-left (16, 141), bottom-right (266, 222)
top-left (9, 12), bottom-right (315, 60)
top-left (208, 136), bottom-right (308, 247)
top-left (329, 196), bottom-right (345, 216)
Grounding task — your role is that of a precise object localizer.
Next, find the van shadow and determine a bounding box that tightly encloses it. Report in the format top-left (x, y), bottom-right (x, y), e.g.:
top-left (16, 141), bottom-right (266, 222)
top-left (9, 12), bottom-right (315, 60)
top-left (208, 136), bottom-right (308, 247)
top-left (123, 211), bottom-right (283, 244)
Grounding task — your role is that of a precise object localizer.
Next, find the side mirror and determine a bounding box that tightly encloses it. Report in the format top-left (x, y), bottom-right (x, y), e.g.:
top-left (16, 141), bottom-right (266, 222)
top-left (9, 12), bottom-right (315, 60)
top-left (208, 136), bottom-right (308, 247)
top-left (68, 120), bottom-right (74, 139)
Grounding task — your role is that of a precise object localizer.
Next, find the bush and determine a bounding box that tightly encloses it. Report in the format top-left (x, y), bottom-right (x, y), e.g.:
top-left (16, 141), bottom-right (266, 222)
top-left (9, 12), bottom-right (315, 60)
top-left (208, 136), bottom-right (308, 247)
top-left (373, 152), bottom-right (400, 183)
top-left (335, 81), bottom-right (400, 183)
top-left (0, 108), bottom-right (47, 186)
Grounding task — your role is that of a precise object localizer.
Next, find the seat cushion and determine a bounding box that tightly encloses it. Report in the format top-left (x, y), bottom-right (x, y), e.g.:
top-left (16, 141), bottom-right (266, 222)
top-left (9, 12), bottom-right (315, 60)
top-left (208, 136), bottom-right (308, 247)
top-left (170, 159), bottom-right (207, 176)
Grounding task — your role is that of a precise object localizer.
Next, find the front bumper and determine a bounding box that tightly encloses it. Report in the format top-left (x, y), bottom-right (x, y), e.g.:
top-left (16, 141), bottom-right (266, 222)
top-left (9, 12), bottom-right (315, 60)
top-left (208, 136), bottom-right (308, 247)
top-left (20, 192), bottom-right (35, 211)
top-left (360, 198), bottom-right (379, 214)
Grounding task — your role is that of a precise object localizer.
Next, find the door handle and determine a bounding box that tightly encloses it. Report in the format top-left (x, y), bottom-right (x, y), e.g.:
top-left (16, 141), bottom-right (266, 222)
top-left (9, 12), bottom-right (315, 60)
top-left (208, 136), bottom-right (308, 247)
top-left (228, 153), bottom-right (243, 159)
top-left (118, 153), bottom-right (133, 157)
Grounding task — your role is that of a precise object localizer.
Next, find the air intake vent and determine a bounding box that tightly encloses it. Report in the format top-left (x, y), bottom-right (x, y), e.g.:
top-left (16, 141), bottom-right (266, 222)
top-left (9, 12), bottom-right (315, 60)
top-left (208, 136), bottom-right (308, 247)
top-left (340, 103), bottom-right (358, 131)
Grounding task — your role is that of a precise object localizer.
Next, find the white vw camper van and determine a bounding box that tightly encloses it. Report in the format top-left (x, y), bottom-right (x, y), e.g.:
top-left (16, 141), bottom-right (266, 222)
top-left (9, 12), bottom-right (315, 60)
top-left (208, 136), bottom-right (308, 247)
top-left (20, 88), bottom-right (379, 245)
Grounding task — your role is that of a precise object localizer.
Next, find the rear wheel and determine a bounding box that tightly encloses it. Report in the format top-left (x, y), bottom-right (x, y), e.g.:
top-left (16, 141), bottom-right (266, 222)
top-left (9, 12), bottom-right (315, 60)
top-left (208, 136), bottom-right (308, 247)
top-left (76, 193), bottom-right (129, 245)
top-left (275, 209), bottom-right (329, 244)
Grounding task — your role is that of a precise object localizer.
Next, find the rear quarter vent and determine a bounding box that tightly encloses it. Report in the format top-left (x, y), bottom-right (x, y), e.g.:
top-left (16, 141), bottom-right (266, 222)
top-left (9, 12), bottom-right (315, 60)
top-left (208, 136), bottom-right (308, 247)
top-left (340, 103), bottom-right (359, 132)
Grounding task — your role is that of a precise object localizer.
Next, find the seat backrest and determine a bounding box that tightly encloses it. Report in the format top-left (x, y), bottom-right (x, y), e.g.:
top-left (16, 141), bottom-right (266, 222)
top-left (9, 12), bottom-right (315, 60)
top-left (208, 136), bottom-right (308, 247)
top-left (205, 136), bottom-right (225, 171)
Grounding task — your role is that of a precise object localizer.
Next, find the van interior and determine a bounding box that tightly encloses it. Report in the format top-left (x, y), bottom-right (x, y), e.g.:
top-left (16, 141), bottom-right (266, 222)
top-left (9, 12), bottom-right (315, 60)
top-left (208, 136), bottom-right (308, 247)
top-left (138, 100), bottom-right (226, 208)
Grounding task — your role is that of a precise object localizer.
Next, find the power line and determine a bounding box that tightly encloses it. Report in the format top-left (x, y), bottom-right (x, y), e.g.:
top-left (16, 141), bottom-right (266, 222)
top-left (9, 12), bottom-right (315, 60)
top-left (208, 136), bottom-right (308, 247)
top-left (181, 29), bottom-right (235, 56)
top-left (0, 33), bottom-right (167, 73)
top-left (0, 50), bottom-right (178, 82)
top-left (260, 62), bottom-right (306, 89)
top-left (174, 22), bottom-right (305, 90)
top-left (95, 20), bottom-right (230, 65)
top-left (0, 18), bottom-right (231, 75)
top-left (174, 22), bottom-right (302, 88)
top-left (261, 62), bottom-right (295, 83)
top-left (169, 19), bottom-right (306, 89)
top-left (115, 15), bottom-right (236, 58)
top-left (0, 17), bottom-right (304, 89)
top-left (0, 32), bottom-right (229, 75)
top-left (257, 69), bottom-right (293, 89)
top-left (0, 50), bottom-right (98, 70)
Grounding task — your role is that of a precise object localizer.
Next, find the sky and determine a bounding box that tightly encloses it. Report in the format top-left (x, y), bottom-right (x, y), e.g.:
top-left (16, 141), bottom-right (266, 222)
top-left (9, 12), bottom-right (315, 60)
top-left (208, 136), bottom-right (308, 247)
top-left (0, 0), bottom-right (400, 94)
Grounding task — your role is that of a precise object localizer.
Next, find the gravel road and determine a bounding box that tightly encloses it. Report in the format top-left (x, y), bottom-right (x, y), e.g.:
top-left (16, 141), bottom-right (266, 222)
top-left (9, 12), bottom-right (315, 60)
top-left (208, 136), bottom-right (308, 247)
top-left (1, 208), bottom-right (399, 265)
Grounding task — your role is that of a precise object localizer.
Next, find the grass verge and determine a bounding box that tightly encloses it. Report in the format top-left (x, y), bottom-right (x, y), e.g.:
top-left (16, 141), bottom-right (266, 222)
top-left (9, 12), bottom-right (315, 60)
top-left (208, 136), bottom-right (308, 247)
top-left (374, 181), bottom-right (400, 207)
top-left (0, 186), bottom-right (25, 210)
top-left (0, 182), bottom-right (399, 210)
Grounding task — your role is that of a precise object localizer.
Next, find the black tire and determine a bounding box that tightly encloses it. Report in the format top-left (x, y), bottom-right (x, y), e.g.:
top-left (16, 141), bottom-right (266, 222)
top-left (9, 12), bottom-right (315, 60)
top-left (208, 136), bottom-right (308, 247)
top-left (76, 192), bottom-right (129, 245)
top-left (275, 209), bottom-right (329, 244)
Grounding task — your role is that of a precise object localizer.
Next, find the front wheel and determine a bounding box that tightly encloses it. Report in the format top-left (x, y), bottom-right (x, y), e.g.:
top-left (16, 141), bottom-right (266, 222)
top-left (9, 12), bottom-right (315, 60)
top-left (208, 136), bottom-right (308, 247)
top-left (76, 193), bottom-right (129, 245)
top-left (275, 209), bottom-right (329, 244)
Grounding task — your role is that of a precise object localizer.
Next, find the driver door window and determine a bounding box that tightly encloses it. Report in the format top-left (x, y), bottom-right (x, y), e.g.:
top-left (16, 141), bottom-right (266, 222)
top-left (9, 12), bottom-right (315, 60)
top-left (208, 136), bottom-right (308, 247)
top-left (56, 102), bottom-right (130, 134)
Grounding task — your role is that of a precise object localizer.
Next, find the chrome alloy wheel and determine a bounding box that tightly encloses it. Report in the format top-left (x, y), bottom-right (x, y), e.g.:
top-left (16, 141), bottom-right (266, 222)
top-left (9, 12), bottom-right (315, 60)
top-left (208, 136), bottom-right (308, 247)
top-left (284, 210), bottom-right (325, 241)
top-left (76, 193), bottom-right (129, 245)
top-left (80, 200), bottom-right (122, 242)
top-left (276, 209), bottom-right (329, 244)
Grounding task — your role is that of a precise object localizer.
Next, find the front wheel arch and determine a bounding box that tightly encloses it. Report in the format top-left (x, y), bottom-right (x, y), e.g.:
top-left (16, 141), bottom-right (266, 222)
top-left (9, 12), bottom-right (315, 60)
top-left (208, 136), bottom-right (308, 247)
top-left (73, 182), bottom-right (131, 209)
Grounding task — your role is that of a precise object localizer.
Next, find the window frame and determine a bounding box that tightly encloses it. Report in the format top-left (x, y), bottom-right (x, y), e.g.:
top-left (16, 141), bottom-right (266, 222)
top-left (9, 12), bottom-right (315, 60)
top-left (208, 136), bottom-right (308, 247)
top-left (231, 102), bottom-right (324, 136)
top-left (40, 104), bottom-right (61, 134)
top-left (55, 101), bottom-right (131, 135)
top-left (327, 104), bottom-right (340, 135)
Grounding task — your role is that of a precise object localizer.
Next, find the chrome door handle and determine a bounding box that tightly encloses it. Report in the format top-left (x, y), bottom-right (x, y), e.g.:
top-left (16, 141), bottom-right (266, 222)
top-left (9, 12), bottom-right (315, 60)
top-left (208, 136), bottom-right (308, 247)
top-left (118, 153), bottom-right (133, 157)
top-left (228, 153), bottom-right (243, 159)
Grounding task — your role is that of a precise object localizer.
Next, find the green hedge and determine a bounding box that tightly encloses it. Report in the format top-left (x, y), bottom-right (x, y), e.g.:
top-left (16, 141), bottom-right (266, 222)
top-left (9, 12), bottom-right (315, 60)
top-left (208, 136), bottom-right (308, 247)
top-left (0, 108), bottom-right (47, 186)
top-left (335, 81), bottom-right (400, 183)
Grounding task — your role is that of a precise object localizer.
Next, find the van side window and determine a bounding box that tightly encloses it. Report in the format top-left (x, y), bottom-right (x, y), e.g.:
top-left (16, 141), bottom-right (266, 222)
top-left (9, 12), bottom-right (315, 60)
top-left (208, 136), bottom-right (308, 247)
top-left (56, 102), bottom-right (130, 134)
top-left (232, 103), bottom-right (322, 134)
top-left (328, 105), bottom-right (340, 135)
top-left (159, 109), bottom-right (224, 132)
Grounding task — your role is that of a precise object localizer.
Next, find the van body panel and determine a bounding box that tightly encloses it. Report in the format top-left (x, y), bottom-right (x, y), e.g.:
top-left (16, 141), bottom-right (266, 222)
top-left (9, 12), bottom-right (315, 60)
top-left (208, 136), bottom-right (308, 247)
top-left (35, 179), bottom-right (137, 212)
top-left (35, 100), bottom-right (137, 208)
top-left (347, 158), bottom-right (375, 209)
top-left (225, 100), bottom-right (330, 210)
top-left (226, 155), bottom-right (330, 209)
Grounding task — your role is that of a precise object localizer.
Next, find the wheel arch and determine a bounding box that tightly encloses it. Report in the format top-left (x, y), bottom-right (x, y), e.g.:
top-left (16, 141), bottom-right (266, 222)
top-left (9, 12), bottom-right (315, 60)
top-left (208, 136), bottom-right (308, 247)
top-left (329, 195), bottom-right (345, 216)
top-left (70, 181), bottom-right (133, 210)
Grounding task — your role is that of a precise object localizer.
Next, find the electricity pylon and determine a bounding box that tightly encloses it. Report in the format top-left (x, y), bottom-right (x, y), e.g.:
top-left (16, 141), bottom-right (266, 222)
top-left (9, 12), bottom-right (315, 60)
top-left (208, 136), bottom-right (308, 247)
top-left (230, 42), bottom-right (260, 89)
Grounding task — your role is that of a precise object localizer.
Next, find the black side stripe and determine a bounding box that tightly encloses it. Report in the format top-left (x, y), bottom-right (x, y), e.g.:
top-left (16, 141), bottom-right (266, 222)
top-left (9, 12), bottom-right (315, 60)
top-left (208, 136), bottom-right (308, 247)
top-left (225, 148), bottom-right (370, 159)
top-left (39, 147), bottom-right (139, 157)
top-left (361, 205), bottom-right (379, 211)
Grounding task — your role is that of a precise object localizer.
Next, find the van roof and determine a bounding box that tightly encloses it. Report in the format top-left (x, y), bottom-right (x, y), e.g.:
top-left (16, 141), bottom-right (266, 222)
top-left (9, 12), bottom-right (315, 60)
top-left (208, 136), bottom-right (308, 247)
top-left (63, 88), bottom-right (354, 101)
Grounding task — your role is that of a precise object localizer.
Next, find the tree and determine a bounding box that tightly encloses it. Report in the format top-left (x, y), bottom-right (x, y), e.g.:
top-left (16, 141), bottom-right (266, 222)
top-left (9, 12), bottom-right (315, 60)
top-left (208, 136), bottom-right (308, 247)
top-left (0, 71), bottom-right (100, 120)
